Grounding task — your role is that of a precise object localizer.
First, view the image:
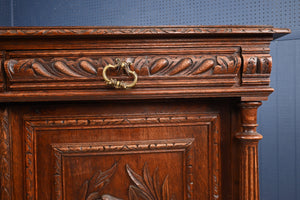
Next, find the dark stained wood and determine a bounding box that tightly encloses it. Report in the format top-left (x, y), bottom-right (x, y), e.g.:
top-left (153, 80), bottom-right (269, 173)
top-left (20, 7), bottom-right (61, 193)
top-left (0, 106), bottom-right (11, 200)
top-left (0, 25), bottom-right (290, 37)
top-left (236, 102), bottom-right (263, 200)
top-left (0, 26), bottom-right (290, 200)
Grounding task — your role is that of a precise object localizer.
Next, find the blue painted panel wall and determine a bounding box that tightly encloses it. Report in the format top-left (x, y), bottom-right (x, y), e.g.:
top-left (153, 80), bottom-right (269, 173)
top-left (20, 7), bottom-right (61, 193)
top-left (0, 0), bottom-right (11, 26)
top-left (259, 40), bottom-right (300, 200)
top-left (1, 0), bottom-right (299, 199)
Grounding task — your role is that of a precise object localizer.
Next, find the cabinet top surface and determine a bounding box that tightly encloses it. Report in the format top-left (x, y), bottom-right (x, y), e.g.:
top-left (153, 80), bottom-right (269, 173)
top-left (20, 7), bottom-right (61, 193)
top-left (0, 25), bottom-right (290, 38)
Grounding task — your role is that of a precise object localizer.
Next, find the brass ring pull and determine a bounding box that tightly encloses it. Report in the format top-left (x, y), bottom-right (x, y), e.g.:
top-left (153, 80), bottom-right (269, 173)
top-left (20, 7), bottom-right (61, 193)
top-left (102, 59), bottom-right (138, 89)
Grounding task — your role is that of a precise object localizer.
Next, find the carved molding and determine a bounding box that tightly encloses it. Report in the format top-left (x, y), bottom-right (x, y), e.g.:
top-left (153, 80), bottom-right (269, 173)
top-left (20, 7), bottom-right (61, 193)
top-left (0, 108), bottom-right (11, 200)
top-left (24, 122), bottom-right (35, 200)
top-left (243, 56), bottom-right (272, 74)
top-left (53, 148), bottom-right (62, 200)
top-left (241, 56), bottom-right (272, 86)
top-left (27, 113), bottom-right (218, 129)
top-left (0, 26), bottom-right (289, 37)
top-left (53, 139), bottom-right (193, 200)
top-left (24, 113), bottom-right (220, 200)
top-left (6, 55), bottom-right (241, 80)
top-left (52, 138), bottom-right (194, 154)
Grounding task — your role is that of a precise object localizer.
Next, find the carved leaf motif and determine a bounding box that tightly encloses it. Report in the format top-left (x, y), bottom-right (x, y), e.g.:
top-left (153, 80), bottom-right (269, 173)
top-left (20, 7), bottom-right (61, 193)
top-left (86, 192), bottom-right (101, 200)
top-left (126, 164), bottom-right (154, 200)
top-left (152, 168), bottom-right (161, 200)
top-left (143, 165), bottom-right (156, 198)
top-left (101, 194), bottom-right (123, 200)
top-left (32, 62), bottom-right (54, 78)
top-left (129, 186), bottom-right (139, 200)
top-left (162, 176), bottom-right (169, 200)
top-left (54, 61), bottom-right (83, 77)
top-left (191, 59), bottom-right (215, 75)
top-left (214, 56), bottom-right (228, 73)
top-left (150, 58), bottom-right (169, 75)
top-left (168, 58), bottom-right (193, 75)
top-left (79, 162), bottom-right (118, 200)
top-left (7, 55), bottom-right (241, 80)
top-left (79, 60), bottom-right (97, 74)
top-left (79, 180), bottom-right (89, 200)
top-left (126, 163), bottom-right (170, 200)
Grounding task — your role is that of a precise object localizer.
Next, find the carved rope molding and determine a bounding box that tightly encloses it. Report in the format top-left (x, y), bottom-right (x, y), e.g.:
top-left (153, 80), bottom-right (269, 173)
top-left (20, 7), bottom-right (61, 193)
top-left (6, 55), bottom-right (241, 80)
top-left (0, 108), bottom-right (11, 200)
top-left (0, 26), bottom-right (289, 36)
top-left (52, 138), bottom-right (194, 200)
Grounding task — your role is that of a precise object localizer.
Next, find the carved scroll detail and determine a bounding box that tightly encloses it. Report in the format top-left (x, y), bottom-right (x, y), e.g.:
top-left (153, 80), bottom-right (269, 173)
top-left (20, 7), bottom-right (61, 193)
top-left (0, 108), bottom-right (11, 200)
top-left (6, 55), bottom-right (241, 80)
top-left (126, 163), bottom-right (169, 200)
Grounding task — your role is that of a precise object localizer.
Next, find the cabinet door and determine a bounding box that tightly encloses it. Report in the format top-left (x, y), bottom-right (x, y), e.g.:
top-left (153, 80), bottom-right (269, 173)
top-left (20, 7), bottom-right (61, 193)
top-left (10, 100), bottom-right (231, 200)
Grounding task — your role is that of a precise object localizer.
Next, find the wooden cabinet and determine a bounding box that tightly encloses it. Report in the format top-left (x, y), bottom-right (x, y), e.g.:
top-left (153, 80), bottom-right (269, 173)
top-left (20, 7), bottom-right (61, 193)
top-left (0, 26), bottom-right (290, 200)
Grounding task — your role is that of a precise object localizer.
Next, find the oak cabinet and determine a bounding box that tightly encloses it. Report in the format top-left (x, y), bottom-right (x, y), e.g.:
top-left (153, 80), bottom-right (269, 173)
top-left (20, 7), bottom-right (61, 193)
top-left (0, 26), bottom-right (290, 200)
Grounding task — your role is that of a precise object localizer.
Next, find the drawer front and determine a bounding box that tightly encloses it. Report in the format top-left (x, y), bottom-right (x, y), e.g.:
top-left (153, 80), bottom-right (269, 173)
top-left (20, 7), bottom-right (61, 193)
top-left (9, 99), bottom-right (235, 200)
top-left (5, 48), bottom-right (241, 91)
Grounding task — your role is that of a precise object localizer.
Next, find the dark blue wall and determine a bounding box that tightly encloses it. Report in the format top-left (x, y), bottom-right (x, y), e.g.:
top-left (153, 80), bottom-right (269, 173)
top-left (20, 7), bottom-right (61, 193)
top-left (1, 0), bottom-right (299, 199)
top-left (0, 0), bottom-right (11, 26)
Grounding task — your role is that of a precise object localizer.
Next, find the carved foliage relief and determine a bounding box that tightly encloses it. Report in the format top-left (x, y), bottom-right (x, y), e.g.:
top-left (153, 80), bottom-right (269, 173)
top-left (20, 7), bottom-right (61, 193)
top-left (52, 138), bottom-right (194, 200)
top-left (6, 55), bottom-right (241, 80)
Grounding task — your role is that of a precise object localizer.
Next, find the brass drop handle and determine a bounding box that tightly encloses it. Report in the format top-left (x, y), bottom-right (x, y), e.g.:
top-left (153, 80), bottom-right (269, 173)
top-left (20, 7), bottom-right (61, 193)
top-left (102, 59), bottom-right (138, 89)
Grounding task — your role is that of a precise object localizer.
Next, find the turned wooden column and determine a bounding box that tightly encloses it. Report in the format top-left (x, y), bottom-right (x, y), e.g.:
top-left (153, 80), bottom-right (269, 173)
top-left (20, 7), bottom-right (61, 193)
top-left (236, 102), bottom-right (262, 200)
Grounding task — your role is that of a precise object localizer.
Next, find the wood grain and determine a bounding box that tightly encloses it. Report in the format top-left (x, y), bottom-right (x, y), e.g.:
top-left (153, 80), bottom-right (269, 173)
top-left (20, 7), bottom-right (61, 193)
top-left (0, 107), bottom-right (11, 200)
top-left (0, 26), bottom-right (290, 200)
top-left (236, 102), bottom-right (263, 200)
top-left (0, 26), bottom-right (290, 37)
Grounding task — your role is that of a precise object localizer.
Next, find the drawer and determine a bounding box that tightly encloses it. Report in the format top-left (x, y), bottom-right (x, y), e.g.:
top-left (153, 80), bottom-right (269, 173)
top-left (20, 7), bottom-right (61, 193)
top-left (5, 48), bottom-right (241, 91)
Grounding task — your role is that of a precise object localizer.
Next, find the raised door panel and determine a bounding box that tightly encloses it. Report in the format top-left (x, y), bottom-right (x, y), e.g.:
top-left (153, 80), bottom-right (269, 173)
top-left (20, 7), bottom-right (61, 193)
top-left (11, 100), bottom-right (226, 200)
